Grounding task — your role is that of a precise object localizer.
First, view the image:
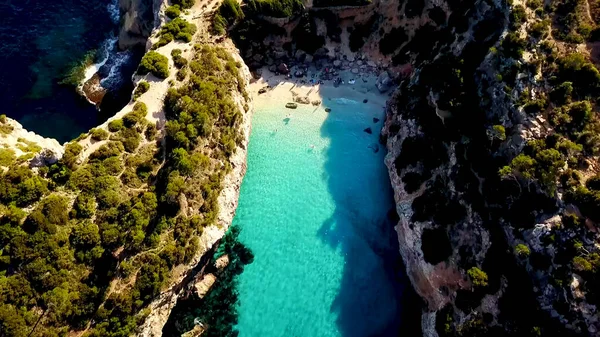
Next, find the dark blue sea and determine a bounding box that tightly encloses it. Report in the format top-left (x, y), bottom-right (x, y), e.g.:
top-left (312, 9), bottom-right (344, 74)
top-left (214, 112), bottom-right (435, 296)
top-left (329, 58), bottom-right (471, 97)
top-left (0, 0), bottom-right (142, 143)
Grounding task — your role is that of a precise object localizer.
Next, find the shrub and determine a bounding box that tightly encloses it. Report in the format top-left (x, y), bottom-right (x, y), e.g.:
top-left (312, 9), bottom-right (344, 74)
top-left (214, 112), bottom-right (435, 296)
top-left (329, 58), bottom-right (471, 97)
top-left (467, 267), bottom-right (488, 287)
top-left (176, 68), bottom-right (187, 81)
top-left (501, 32), bottom-right (526, 59)
top-left (557, 53), bottom-right (600, 96)
top-left (133, 81), bottom-right (150, 100)
top-left (0, 148), bottom-right (16, 166)
top-left (246, 0), bottom-right (303, 18)
top-left (90, 128), bottom-right (109, 141)
top-left (71, 193), bottom-right (96, 219)
top-left (515, 243), bottom-right (531, 258)
top-left (108, 119), bottom-right (124, 132)
top-left (145, 124), bottom-right (158, 140)
top-left (573, 256), bottom-right (593, 272)
top-left (550, 82), bottom-right (573, 104)
top-left (212, 0), bottom-right (244, 34)
top-left (510, 5), bottom-right (527, 30)
top-left (528, 20), bottom-right (549, 38)
top-left (527, 0), bottom-right (543, 9)
top-left (90, 141), bottom-right (124, 161)
top-left (62, 142), bottom-right (83, 169)
top-left (160, 18), bottom-right (197, 44)
top-left (165, 5), bottom-right (181, 19)
top-left (138, 51), bottom-right (170, 79)
top-left (171, 0), bottom-right (195, 9)
top-left (173, 55), bottom-right (188, 69)
top-left (114, 128), bottom-right (142, 153)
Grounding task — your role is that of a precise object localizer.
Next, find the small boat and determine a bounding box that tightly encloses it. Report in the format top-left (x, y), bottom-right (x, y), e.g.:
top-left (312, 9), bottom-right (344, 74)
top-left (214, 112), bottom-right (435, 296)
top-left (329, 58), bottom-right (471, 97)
top-left (286, 102), bottom-right (298, 109)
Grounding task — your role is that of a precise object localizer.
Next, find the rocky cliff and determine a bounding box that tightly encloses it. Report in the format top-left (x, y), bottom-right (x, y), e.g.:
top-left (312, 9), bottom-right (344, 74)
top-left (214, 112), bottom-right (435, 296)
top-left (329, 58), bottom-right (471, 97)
top-left (381, 0), bottom-right (600, 335)
top-left (118, 0), bottom-right (163, 50)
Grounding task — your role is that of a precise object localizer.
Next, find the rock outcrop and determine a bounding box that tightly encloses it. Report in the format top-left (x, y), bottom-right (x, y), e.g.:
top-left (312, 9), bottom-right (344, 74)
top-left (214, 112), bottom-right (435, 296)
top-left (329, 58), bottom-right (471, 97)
top-left (118, 0), bottom-right (162, 50)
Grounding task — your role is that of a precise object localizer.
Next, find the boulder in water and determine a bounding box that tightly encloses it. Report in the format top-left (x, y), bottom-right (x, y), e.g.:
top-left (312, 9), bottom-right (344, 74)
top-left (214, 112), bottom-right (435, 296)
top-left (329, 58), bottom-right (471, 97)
top-left (325, 108), bottom-right (332, 112)
top-left (376, 71), bottom-right (392, 93)
top-left (363, 127), bottom-right (372, 134)
top-left (286, 102), bottom-right (298, 109)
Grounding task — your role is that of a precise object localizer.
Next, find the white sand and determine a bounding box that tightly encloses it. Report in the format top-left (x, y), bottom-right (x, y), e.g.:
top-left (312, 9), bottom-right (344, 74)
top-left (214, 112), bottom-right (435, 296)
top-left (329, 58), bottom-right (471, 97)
top-left (249, 68), bottom-right (390, 111)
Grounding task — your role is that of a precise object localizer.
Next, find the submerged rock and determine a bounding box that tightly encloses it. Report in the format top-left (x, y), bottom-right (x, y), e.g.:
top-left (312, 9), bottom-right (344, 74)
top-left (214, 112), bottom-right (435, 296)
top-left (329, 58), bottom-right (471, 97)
top-left (325, 108), bottom-right (332, 112)
top-left (363, 99), bottom-right (368, 103)
top-left (373, 117), bottom-right (380, 123)
top-left (364, 127), bottom-right (372, 134)
top-left (368, 144), bottom-right (379, 153)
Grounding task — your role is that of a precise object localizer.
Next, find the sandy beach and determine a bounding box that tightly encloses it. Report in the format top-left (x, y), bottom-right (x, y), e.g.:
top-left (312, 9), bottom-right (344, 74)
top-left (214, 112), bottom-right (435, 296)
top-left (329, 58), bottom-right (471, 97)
top-left (249, 67), bottom-right (391, 111)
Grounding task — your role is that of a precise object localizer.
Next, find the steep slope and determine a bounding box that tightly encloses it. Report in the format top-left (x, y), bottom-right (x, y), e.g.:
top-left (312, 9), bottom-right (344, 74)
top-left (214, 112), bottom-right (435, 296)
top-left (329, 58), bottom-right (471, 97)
top-left (383, 0), bottom-right (600, 335)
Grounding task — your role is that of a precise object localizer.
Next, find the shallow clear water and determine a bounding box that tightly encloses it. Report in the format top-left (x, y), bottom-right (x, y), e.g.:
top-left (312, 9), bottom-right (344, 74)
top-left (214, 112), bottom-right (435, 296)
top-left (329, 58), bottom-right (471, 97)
top-left (233, 88), bottom-right (405, 337)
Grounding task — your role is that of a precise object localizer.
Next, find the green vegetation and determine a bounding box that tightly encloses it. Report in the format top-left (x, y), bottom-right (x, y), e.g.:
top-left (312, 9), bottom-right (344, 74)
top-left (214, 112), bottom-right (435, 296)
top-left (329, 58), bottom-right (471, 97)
top-left (90, 128), bottom-right (109, 141)
top-left (212, 0), bottom-right (244, 35)
top-left (108, 119), bottom-right (124, 132)
top-left (552, 0), bottom-right (595, 43)
top-left (165, 5), bottom-right (181, 19)
top-left (60, 50), bottom-right (95, 86)
top-left (0, 148), bottom-right (16, 166)
top-left (467, 267), bottom-right (489, 287)
top-left (155, 18), bottom-right (197, 48)
top-left (171, 0), bottom-right (195, 9)
top-left (515, 244), bottom-right (531, 258)
top-left (246, 0), bottom-right (303, 18)
top-left (138, 51), bottom-right (170, 79)
top-left (133, 81), bottom-right (150, 100)
top-left (16, 138), bottom-right (41, 153)
top-left (0, 115), bottom-right (13, 135)
top-left (171, 49), bottom-right (188, 69)
top-left (0, 41), bottom-right (246, 337)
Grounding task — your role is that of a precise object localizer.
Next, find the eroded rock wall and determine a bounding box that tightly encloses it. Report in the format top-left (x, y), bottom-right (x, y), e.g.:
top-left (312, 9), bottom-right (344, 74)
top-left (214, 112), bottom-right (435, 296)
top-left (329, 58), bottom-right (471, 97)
top-left (118, 0), bottom-right (163, 50)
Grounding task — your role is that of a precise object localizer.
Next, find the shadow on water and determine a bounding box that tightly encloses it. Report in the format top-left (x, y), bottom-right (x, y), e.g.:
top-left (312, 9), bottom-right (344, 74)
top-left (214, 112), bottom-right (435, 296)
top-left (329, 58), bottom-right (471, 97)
top-left (317, 94), bottom-right (422, 337)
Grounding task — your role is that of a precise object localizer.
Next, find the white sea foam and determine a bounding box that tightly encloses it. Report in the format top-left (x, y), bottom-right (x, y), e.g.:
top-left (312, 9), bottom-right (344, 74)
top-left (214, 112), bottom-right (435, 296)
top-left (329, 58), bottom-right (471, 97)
top-left (107, 0), bottom-right (120, 24)
top-left (100, 50), bottom-right (132, 89)
top-left (81, 36), bottom-right (118, 86)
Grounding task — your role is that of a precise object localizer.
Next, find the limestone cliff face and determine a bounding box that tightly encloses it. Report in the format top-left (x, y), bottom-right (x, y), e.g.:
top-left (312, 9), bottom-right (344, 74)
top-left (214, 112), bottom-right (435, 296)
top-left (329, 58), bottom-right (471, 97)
top-left (118, 0), bottom-right (162, 50)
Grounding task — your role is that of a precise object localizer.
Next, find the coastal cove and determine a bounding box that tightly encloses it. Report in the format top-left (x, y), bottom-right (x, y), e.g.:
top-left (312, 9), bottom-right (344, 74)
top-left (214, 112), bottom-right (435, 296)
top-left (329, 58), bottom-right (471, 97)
top-left (232, 74), bottom-right (413, 336)
top-left (0, 0), bottom-right (142, 143)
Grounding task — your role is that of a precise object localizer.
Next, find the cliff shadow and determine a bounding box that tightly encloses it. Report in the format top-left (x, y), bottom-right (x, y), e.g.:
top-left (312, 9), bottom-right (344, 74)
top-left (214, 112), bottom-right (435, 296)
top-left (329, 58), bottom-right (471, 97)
top-left (316, 91), bottom-right (422, 337)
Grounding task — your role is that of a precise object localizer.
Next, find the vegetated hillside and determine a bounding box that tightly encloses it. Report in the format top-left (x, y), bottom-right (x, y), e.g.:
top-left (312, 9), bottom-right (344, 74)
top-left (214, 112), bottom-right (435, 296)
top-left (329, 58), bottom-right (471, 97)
top-left (382, 0), bottom-right (600, 335)
top-left (0, 5), bottom-right (252, 335)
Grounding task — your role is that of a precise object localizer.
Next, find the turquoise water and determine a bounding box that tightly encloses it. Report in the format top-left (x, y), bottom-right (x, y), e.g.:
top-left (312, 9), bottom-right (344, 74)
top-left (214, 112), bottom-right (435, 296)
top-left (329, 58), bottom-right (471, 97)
top-left (233, 87), bottom-right (405, 337)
